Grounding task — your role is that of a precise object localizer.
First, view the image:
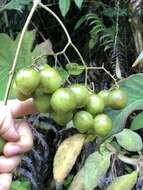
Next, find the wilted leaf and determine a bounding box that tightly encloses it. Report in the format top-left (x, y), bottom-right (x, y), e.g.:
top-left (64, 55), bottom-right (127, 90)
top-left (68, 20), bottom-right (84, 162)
top-left (107, 171), bottom-right (138, 190)
top-left (32, 39), bottom-right (53, 64)
top-left (53, 134), bottom-right (85, 183)
top-left (10, 179), bottom-right (31, 190)
top-left (106, 73), bottom-right (143, 136)
top-left (66, 63), bottom-right (85, 75)
top-left (0, 0), bottom-right (32, 12)
top-left (74, 0), bottom-right (84, 9)
top-left (115, 129), bottom-right (143, 152)
top-left (59, 0), bottom-right (71, 17)
top-left (84, 151), bottom-right (111, 190)
top-left (132, 51), bottom-right (143, 67)
top-left (130, 112), bottom-right (143, 131)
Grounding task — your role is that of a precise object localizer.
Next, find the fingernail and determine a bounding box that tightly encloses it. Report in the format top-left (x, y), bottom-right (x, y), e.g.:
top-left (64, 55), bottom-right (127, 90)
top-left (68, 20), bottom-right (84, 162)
top-left (7, 145), bottom-right (21, 155)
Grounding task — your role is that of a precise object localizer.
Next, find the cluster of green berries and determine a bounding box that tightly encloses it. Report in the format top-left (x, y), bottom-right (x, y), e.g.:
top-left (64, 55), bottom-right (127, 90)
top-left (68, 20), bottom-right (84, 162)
top-left (13, 64), bottom-right (128, 137)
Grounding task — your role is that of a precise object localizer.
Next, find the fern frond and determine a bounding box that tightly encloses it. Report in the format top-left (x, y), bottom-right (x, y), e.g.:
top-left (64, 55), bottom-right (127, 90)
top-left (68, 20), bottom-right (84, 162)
top-left (86, 13), bottom-right (114, 51)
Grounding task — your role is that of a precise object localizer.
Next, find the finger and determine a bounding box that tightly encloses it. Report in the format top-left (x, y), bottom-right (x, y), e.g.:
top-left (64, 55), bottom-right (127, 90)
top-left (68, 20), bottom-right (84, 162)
top-left (0, 173), bottom-right (12, 190)
top-left (0, 106), bottom-right (19, 141)
top-left (0, 99), bottom-right (37, 118)
top-left (4, 120), bottom-right (33, 157)
top-left (0, 155), bottom-right (21, 173)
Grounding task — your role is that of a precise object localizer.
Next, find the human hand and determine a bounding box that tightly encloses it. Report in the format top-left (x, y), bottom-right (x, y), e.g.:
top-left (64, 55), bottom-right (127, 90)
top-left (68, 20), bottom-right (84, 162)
top-left (0, 99), bottom-right (37, 190)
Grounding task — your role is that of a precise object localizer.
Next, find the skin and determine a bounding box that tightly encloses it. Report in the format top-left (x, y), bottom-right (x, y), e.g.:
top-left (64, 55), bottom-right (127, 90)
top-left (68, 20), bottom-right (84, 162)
top-left (0, 98), bottom-right (37, 190)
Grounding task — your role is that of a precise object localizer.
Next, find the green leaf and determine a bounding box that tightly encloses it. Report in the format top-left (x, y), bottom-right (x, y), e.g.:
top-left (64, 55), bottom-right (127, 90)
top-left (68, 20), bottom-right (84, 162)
top-left (66, 63), bottom-right (85, 75)
top-left (130, 112), bottom-right (143, 131)
top-left (10, 179), bottom-right (31, 190)
top-left (69, 168), bottom-right (85, 190)
top-left (56, 67), bottom-right (70, 82)
top-left (74, 15), bottom-right (86, 30)
top-left (74, 0), bottom-right (84, 9)
top-left (107, 171), bottom-right (138, 190)
top-left (106, 73), bottom-right (143, 136)
top-left (0, 0), bottom-right (32, 12)
top-left (59, 0), bottom-right (71, 17)
top-left (0, 31), bottom-right (35, 100)
top-left (115, 129), bottom-right (143, 152)
top-left (69, 151), bottom-right (111, 190)
top-left (84, 151), bottom-right (111, 190)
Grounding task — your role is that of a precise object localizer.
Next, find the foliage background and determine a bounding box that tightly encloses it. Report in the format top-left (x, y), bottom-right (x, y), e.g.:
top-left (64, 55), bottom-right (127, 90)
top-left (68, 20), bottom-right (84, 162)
top-left (0, 0), bottom-right (143, 190)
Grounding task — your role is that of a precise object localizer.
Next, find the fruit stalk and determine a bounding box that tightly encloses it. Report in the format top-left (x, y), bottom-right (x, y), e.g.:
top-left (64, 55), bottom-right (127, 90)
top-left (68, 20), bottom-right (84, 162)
top-left (4, 0), bottom-right (40, 105)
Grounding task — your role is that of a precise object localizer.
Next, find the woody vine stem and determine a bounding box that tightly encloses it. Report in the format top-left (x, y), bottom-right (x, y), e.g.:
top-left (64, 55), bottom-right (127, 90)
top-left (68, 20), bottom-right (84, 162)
top-left (4, 0), bottom-right (118, 104)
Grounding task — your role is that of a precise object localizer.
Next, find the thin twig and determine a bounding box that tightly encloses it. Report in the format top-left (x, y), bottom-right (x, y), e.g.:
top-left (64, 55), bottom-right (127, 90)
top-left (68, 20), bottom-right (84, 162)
top-left (4, 0), bottom-right (40, 104)
top-left (87, 65), bottom-right (119, 88)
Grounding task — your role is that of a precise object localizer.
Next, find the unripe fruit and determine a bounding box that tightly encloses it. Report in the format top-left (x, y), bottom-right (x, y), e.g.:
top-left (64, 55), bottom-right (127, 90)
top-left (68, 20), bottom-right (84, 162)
top-left (108, 88), bottom-right (128, 109)
top-left (85, 94), bottom-right (104, 116)
top-left (93, 114), bottom-right (112, 137)
top-left (13, 82), bottom-right (32, 101)
top-left (70, 84), bottom-right (89, 108)
top-left (33, 93), bottom-right (51, 113)
top-left (98, 89), bottom-right (109, 106)
top-left (15, 67), bottom-right (40, 95)
top-left (39, 64), bottom-right (51, 70)
top-left (52, 112), bottom-right (73, 126)
top-left (50, 88), bottom-right (76, 113)
top-left (40, 67), bottom-right (63, 94)
top-left (73, 111), bottom-right (94, 133)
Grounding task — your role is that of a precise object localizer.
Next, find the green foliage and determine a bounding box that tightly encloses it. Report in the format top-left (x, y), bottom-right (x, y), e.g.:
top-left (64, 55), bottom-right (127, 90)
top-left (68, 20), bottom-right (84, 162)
top-left (69, 150), bottom-right (111, 189)
top-left (65, 63), bottom-right (85, 75)
top-left (59, 0), bottom-right (84, 17)
top-left (10, 179), bottom-right (31, 190)
top-left (0, 0), bottom-right (32, 12)
top-left (130, 112), bottom-right (143, 131)
top-left (0, 31), bottom-right (51, 100)
top-left (115, 129), bottom-right (143, 152)
top-left (106, 74), bottom-right (143, 136)
top-left (59, 0), bottom-right (71, 17)
top-left (74, 0), bottom-right (84, 9)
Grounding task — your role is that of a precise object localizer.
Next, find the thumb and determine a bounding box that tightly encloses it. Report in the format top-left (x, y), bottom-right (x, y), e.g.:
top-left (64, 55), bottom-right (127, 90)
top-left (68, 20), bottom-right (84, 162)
top-left (0, 106), bottom-right (19, 142)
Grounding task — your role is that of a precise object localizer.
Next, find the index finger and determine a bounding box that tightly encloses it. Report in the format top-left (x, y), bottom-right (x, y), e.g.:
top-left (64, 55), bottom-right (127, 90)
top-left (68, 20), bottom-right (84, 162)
top-left (1, 98), bottom-right (38, 118)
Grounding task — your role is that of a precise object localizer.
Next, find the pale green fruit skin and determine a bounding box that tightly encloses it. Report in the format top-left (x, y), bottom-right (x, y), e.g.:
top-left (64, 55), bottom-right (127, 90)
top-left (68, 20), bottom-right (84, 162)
top-left (39, 64), bottom-right (51, 70)
top-left (108, 89), bottom-right (128, 109)
top-left (50, 88), bottom-right (76, 113)
top-left (93, 114), bottom-right (112, 137)
top-left (98, 89), bottom-right (109, 107)
top-left (15, 68), bottom-right (40, 95)
top-left (107, 171), bottom-right (138, 190)
top-left (13, 82), bottom-right (32, 101)
top-left (52, 112), bottom-right (73, 126)
top-left (70, 84), bottom-right (89, 108)
top-left (33, 93), bottom-right (51, 113)
top-left (73, 111), bottom-right (94, 133)
top-left (40, 67), bottom-right (62, 94)
top-left (85, 94), bottom-right (104, 116)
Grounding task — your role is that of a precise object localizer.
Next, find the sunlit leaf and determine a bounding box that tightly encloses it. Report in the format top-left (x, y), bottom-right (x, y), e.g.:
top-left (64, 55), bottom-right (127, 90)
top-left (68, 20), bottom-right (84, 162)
top-left (130, 112), bottom-right (143, 131)
top-left (59, 0), bottom-right (71, 17)
top-left (115, 129), bottom-right (143, 152)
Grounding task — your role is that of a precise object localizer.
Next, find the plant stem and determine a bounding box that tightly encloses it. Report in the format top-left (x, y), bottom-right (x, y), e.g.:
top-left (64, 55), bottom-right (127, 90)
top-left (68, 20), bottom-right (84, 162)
top-left (39, 3), bottom-right (86, 67)
top-left (39, 2), bottom-right (71, 43)
top-left (87, 65), bottom-right (119, 88)
top-left (4, 0), bottom-right (40, 105)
